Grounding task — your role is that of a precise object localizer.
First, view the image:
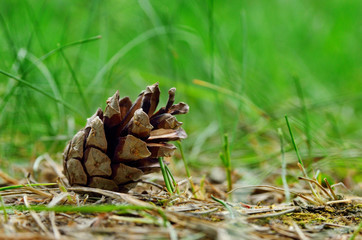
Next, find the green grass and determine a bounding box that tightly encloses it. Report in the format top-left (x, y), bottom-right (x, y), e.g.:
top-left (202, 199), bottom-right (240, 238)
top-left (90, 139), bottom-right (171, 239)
top-left (0, 0), bottom-right (361, 186)
top-left (0, 183), bottom-right (57, 192)
top-left (159, 157), bottom-right (178, 195)
top-left (211, 195), bottom-right (236, 219)
top-left (219, 134), bottom-right (232, 193)
top-left (0, 196), bottom-right (8, 223)
top-left (278, 128), bottom-right (290, 202)
top-left (285, 115), bottom-right (323, 204)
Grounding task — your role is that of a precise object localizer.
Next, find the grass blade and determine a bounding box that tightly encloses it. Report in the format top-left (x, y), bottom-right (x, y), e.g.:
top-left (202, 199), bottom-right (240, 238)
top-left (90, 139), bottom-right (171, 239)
top-left (211, 195), bottom-right (235, 219)
top-left (350, 220), bottom-right (362, 240)
top-left (294, 76), bottom-right (312, 156)
top-left (25, 51), bottom-right (65, 126)
top-left (165, 165), bottom-right (179, 194)
top-left (285, 115), bottom-right (304, 168)
top-left (0, 183), bottom-right (57, 192)
top-left (0, 69), bottom-right (78, 114)
top-left (88, 26), bottom-right (169, 91)
top-left (158, 157), bottom-right (174, 194)
top-left (278, 128), bottom-right (290, 202)
top-left (59, 48), bottom-right (90, 114)
top-left (0, 196), bottom-right (8, 223)
top-left (285, 115), bottom-right (322, 204)
top-left (23, 35), bottom-right (102, 75)
top-left (193, 79), bottom-right (268, 118)
top-left (220, 134), bottom-right (232, 192)
top-left (175, 141), bottom-right (196, 196)
top-left (0, 13), bottom-right (18, 63)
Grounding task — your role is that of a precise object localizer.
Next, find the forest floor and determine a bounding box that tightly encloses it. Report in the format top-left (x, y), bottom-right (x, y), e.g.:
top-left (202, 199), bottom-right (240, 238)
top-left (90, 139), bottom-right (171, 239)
top-left (0, 161), bottom-right (361, 240)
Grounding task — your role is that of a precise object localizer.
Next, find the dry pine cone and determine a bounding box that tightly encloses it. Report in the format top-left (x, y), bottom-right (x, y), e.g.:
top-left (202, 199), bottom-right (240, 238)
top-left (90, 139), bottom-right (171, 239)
top-left (63, 83), bottom-right (188, 192)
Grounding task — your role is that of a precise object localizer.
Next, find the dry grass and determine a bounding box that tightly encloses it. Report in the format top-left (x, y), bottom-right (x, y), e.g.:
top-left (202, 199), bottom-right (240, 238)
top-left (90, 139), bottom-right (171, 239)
top-left (0, 160), bottom-right (361, 240)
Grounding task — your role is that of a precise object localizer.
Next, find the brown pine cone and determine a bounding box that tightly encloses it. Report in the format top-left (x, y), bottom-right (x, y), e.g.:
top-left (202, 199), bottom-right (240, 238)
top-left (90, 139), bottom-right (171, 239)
top-left (63, 83), bottom-right (188, 192)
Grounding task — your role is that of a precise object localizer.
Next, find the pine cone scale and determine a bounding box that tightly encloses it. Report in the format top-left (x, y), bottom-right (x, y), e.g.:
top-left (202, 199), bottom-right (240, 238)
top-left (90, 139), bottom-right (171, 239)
top-left (147, 143), bottom-right (176, 158)
top-left (68, 131), bottom-right (86, 159)
top-left (118, 97), bottom-right (132, 119)
top-left (66, 158), bottom-right (87, 185)
top-left (142, 83), bottom-right (160, 116)
top-left (84, 148), bottom-right (112, 177)
top-left (148, 128), bottom-right (187, 142)
top-left (113, 135), bottom-right (151, 161)
top-left (85, 117), bottom-right (107, 152)
top-left (89, 177), bottom-right (118, 191)
top-left (128, 109), bottom-right (153, 138)
top-left (117, 92), bottom-right (145, 135)
top-left (111, 163), bottom-right (143, 184)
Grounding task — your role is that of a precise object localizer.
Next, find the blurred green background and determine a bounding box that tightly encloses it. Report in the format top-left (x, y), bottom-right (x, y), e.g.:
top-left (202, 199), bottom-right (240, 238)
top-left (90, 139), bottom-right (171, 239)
top-left (0, 0), bottom-right (361, 187)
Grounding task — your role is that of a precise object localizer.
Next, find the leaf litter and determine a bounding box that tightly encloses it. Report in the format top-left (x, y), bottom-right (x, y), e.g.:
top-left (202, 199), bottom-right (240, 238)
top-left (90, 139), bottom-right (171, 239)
top-left (0, 158), bottom-right (361, 240)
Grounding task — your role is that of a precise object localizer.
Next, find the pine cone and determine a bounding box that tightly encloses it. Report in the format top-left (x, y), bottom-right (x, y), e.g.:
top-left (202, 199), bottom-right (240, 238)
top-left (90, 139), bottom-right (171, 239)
top-left (63, 83), bottom-right (188, 192)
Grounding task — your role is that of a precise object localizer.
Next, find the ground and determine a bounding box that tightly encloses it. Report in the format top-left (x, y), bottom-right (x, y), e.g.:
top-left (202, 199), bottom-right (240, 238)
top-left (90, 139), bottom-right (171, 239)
top-left (0, 165), bottom-right (361, 240)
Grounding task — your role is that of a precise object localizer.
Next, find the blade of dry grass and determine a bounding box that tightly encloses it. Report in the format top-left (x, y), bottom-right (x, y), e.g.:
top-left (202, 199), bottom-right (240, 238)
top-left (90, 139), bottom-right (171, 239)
top-left (23, 195), bottom-right (50, 234)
